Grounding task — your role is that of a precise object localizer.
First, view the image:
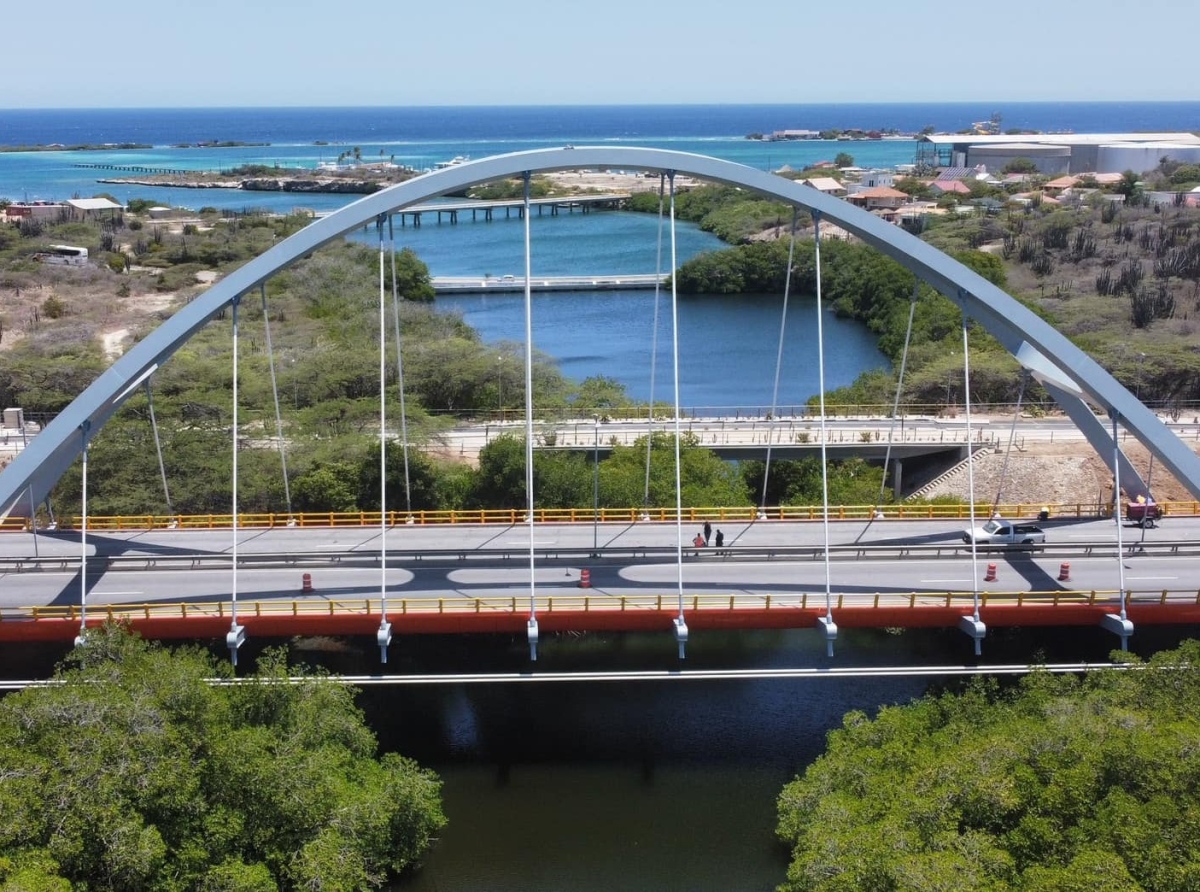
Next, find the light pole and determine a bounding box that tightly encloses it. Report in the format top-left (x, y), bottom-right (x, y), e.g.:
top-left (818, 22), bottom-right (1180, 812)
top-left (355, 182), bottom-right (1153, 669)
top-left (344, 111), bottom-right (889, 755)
top-left (497, 355), bottom-right (503, 421)
top-left (592, 414), bottom-right (600, 557)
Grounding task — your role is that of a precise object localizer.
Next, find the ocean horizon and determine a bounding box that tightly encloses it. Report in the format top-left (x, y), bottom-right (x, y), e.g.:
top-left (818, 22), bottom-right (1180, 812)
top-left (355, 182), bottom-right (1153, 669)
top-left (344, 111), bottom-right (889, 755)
top-left (3, 101), bottom-right (1199, 148)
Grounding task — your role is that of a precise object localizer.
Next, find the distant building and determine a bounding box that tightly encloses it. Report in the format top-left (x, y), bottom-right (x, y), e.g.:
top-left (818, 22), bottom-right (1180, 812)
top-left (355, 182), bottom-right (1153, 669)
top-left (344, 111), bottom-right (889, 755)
top-left (931, 179), bottom-right (972, 196)
top-left (66, 197), bottom-right (123, 220)
top-left (858, 169), bottom-right (895, 189)
top-left (916, 132), bottom-right (1200, 175)
top-left (803, 177), bottom-right (847, 197)
top-left (4, 202), bottom-right (68, 222)
top-left (845, 186), bottom-right (909, 210)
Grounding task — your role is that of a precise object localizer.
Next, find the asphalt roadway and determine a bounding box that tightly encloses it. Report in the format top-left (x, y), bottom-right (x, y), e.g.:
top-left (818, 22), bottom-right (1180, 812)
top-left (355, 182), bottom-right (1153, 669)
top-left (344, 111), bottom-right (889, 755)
top-left (1, 516), bottom-right (1195, 613)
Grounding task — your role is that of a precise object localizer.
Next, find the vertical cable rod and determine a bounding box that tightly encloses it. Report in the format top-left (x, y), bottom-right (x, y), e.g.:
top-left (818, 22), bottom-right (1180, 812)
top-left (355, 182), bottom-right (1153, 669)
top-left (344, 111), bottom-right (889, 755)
top-left (643, 174), bottom-right (667, 515)
top-left (991, 371), bottom-right (1029, 516)
top-left (388, 216), bottom-right (413, 518)
top-left (260, 284), bottom-right (292, 519)
top-left (378, 221), bottom-right (389, 625)
top-left (1113, 414), bottom-right (1128, 621)
top-left (962, 311), bottom-right (981, 622)
top-left (874, 284), bottom-right (919, 514)
top-left (230, 296), bottom-right (241, 630)
top-left (522, 173), bottom-right (538, 650)
top-left (759, 207), bottom-right (799, 517)
top-left (813, 214), bottom-right (834, 622)
top-left (145, 381), bottom-right (175, 522)
top-left (667, 173), bottom-right (685, 622)
top-left (78, 424), bottom-right (89, 642)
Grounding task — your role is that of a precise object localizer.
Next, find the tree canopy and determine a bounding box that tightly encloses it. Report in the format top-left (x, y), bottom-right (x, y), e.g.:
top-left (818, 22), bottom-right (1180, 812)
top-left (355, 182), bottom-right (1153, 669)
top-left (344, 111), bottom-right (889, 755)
top-left (777, 641), bottom-right (1200, 892)
top-left (0, 626), bottom-right (445, 891)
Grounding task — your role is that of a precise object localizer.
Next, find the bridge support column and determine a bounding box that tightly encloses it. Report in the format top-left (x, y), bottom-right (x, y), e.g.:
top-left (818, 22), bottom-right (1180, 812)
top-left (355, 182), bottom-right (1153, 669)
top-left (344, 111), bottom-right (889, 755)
top-left (226, 624), bottom-right (246, 667)
top-left (377, 621), bottom-right (393, 663)
top-left (816, 615), bottom-right (837, 658)
top-left (674, 616), bottom-right (689, 659)
top-left (527, 616), bottom-right (539, 661)
top-left (891, 458), bottom-right (903, 499)
top-left (958, 615), bottom-right (986, 656)
top-left (1101, 612), bottom-right (1134, 651)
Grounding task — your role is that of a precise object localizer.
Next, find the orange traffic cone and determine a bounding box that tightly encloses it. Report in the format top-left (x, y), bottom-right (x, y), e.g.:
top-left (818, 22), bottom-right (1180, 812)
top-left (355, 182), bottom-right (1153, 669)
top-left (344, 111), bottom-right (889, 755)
top-left (1058, 562), bottom-right (1071, 582)
top-left (301, 572), bottom-right (313, 593)
top-left (579, 568), bottom-right (591, 589)
top-left (984, 563), bottom-right (997, 582)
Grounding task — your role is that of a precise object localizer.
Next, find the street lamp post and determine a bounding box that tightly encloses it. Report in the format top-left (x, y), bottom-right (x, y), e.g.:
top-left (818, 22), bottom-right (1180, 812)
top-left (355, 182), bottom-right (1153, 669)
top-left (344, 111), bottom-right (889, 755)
top-left (497, 355), bottom-right (503, 421)
top-left (592, 414), bottom-right (600, 557)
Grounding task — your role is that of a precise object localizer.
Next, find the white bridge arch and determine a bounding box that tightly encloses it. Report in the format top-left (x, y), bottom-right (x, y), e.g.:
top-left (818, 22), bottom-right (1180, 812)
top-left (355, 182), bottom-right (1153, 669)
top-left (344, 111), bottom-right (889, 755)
top-left (3, 146), bottom-right (1197, 515)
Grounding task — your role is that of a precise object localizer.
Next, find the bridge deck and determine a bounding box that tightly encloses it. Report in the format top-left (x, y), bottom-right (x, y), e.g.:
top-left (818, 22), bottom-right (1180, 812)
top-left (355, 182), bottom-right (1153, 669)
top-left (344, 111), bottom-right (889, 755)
top-left (4, 590), bottom-right (1197, 642)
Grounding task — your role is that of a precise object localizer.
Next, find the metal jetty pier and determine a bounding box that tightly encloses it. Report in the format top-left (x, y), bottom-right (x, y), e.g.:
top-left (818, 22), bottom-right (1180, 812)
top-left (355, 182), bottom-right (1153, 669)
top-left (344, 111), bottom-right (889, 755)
top-left (431, 273), bottom-right (668, 293)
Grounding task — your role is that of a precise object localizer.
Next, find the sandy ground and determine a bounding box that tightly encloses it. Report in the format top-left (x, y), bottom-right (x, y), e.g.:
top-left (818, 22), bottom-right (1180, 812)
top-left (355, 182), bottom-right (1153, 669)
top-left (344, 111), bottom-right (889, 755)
top-left (918, 433), bottom-right (1200, 508)
top-left (543, 170), bottom-right (700, 194)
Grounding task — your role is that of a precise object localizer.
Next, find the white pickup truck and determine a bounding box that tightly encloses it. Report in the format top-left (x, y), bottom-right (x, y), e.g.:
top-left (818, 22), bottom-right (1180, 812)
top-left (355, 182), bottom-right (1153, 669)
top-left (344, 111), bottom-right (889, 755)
top-left (962, 519), bottom-right (1046, 546)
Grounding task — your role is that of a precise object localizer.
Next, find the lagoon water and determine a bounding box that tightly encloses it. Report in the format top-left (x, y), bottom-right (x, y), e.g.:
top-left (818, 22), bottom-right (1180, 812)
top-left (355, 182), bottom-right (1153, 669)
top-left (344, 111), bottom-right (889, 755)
top-left (356, 210), bottom-right (890, 407)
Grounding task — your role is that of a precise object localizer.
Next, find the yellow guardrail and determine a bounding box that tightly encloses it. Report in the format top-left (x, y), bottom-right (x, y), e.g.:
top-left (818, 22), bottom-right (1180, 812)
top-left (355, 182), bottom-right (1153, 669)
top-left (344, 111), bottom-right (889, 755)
top-left (5, 500), bottom-right (1193, 532)
top-left (14, 589), bottom-right (1200, 624)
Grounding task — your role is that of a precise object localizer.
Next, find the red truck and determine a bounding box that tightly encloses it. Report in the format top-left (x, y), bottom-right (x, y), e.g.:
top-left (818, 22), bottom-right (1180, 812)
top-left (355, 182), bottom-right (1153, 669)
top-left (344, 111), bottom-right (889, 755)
top-left (1126, 498), bottom-right (1163, 528)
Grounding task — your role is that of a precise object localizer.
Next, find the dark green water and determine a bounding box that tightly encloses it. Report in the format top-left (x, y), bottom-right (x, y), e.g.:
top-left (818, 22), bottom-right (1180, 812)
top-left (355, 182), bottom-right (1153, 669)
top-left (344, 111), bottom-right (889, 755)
top-left (6, 625), bottom-right (1198, 891)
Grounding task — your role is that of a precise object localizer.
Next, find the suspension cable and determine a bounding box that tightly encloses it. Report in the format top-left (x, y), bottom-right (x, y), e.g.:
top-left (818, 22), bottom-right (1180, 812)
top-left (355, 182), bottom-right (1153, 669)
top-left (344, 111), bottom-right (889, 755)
top-left (230, 295), bottom-right (241, 631)
top-left (145, 381), bottom-right (175, 521)
top-left (667, 172), bottom-right (685, 624)
top-left (388, 216), bottom-right (413, 518)
top-left (991, 370), bottom-right (1029, 516)
top-left (378, 220), bottom-right (389, 626)
top-left (643, 174), bottom-right (667, 516)
top-left (876, 282), bottom-right (919, 511)
top-left (813, 214), bottom-right (834, 626)
top-left (759, 207), bottom-right (799, 518)
top-left (1113, 413), bottom-right (1128, 623)
top-left (78, 423), bottom-right (90, 641)
top-left (260, 284), bottom-right (293, 519)
top-left (962, 309), bottom-right (981, 623)
top-left (522, 172), bottom-right (538, 639)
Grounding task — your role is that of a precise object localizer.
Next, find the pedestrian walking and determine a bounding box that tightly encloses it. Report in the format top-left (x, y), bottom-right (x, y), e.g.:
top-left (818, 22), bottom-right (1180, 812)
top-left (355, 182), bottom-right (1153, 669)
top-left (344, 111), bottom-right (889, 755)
top-left (703, 520), bottom-right (712, 545)
top-left (714, 529), bottom-right (724, 552)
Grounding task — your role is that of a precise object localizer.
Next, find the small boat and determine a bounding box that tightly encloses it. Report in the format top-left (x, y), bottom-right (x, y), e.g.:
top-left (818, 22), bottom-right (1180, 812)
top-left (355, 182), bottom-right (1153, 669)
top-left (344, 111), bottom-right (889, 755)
top-left (434, 155), bottom-right (470, 170)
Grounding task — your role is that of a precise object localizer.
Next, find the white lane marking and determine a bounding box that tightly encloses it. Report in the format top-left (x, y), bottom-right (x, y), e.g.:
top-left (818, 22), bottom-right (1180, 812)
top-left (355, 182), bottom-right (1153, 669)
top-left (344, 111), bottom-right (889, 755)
top-left (1125, 576), bottom-right (1177, 581)
top-left (91, 591), bottom-right (145, 596)
top-left (922, 578), bottom-right (973, 584)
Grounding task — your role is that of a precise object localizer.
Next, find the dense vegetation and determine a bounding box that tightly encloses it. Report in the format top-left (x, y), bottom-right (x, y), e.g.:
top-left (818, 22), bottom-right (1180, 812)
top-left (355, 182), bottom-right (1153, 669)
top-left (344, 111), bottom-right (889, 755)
top-left (0, 625), bottom-right (445, 890)
top-left (627, 185), bottom-right (799, 243)
top-left (777, 641), bottom-right (1200, 891)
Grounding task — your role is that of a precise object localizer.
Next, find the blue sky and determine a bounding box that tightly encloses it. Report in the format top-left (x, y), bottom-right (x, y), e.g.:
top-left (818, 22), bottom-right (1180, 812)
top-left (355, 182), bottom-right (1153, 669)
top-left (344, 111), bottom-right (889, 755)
top-left (6, 0), bottom-right (1197, 107)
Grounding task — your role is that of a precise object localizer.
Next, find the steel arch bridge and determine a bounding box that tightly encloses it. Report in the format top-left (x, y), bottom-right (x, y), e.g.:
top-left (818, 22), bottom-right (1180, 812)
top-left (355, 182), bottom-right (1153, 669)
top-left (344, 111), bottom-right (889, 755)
top-left (2, 146), bottom-right (1198, 517)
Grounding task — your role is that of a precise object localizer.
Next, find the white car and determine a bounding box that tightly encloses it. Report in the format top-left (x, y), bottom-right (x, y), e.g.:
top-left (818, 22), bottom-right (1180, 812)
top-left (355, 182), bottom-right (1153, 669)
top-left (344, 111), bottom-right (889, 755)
top-left (962, 519), bottom-right (1046, 546)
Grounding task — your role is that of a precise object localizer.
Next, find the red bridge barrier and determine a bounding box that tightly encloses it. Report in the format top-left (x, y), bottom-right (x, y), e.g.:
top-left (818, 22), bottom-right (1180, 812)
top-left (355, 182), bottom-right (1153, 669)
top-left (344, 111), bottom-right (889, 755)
top-left (3, 591), bottom-right (1200, 644)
